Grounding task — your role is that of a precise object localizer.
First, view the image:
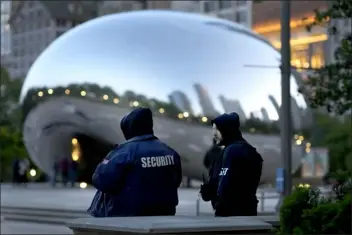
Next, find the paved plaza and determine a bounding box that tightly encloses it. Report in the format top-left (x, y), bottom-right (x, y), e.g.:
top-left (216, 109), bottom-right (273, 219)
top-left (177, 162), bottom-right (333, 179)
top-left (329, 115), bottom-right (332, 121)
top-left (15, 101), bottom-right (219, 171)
top-left (1, 184), bottom-right (279, 215)
top-left (1, 184), bottom-right (281, 234)
top-left (1, 221), bottom-right (73, 234)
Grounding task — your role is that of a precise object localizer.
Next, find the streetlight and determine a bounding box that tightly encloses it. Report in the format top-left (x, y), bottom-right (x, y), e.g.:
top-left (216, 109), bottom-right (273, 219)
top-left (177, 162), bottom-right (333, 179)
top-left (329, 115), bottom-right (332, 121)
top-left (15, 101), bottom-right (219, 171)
top-left (280, 0), bottom-right (292, 197)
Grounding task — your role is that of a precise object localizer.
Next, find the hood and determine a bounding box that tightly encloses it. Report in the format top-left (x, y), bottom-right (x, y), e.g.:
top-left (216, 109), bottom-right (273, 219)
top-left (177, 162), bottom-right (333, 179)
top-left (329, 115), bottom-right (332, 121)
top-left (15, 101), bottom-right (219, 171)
top-left (120, 107), bottom-right (154, 140)
top-left (211, 112), bottom-right (243, 146)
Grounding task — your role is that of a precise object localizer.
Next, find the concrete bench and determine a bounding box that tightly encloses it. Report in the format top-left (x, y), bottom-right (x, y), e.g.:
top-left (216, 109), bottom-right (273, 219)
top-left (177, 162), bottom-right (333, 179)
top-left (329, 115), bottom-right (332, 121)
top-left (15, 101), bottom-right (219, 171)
top-left (66, 216), bottom-right (274, 235)
top-left (255, 215), bottom-right (280, 228)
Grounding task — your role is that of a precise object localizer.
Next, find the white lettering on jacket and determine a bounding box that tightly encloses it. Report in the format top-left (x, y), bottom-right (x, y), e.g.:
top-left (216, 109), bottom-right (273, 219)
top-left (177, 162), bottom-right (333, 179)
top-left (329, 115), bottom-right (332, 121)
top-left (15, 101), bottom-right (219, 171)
top-left (141, 155), bottom-right (175, 168)
top-left (219, 168), bottom-right (229, 176)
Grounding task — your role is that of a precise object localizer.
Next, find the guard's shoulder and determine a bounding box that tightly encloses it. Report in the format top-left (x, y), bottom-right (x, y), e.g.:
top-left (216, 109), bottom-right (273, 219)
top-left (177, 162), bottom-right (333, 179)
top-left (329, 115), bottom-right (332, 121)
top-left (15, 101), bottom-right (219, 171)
top-left (224, 142), bottom-right (250, 159)
top-left (159, 141), bottom-right (178, 155)
top-left (106, 146), bottom-right (130, 161)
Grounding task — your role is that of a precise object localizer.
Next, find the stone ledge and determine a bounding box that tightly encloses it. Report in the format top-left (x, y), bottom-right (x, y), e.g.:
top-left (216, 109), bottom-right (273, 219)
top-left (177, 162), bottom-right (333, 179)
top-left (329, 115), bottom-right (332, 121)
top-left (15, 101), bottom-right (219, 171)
top-left (67, 216), bottom-right (273, 235)
top-left (255, 215), bottom-right (280, 228)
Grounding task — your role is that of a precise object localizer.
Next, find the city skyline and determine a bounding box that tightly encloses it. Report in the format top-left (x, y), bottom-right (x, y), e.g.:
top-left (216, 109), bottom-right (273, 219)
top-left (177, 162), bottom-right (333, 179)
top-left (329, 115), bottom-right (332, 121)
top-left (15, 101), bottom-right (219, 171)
top-left (166, 82), bottom-right (306, 125)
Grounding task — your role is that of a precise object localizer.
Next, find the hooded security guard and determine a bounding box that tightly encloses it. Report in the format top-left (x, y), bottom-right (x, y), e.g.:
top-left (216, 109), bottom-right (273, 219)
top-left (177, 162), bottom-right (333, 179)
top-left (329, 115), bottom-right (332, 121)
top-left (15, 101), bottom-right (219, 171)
top-left (200, 112), bottom-right (263, 217)
top-left (88, 108), bottom-right (182, 217)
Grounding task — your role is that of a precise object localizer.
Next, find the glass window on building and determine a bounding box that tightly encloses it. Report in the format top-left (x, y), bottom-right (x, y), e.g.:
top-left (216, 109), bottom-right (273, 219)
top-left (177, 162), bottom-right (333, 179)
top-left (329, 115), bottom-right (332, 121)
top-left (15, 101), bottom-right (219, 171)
top-left (310, 42), bottom-right (324, 69)
top-left (56, 19), bottom-right (67, 27)
top-left (236, 0), bottom-right (247, 7)
top-left (291, 44), bottom-right (309, 71)
top-left (219, 0), bottom-right (232, 10)
top-left (219, 11), bottom-right (235, 22)
top-left (28, 1), bottom-right (34, 8)
top-left (235, 10), bottom-right (247, 24)
top-left (13, 48), bottom-right (18, 57)
top-left (203, 1), bottom-right (217, 13)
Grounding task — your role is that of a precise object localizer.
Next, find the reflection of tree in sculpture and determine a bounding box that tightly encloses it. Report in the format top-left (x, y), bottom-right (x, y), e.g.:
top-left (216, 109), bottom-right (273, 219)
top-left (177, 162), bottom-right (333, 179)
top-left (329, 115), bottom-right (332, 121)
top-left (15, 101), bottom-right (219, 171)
top-left (22, 83), bottom-right (285, 135)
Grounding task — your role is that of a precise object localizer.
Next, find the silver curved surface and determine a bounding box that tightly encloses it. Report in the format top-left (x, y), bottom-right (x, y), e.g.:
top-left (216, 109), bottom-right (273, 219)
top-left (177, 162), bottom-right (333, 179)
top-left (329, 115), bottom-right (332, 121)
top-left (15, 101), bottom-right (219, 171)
top-left (24, 97), bottom-right (304, 183)
top-left (21, 10), bottom-right (307, 183)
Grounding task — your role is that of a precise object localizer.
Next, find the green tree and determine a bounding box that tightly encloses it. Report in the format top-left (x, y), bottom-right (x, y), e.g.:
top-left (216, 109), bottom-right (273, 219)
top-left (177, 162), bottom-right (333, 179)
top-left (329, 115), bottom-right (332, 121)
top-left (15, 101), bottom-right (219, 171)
top-left (0, 126), bottom-right (28, 181)
top-left (0, 67), bottom-right (24, 129)
top-left (300, 0), bottom-right (352, 115)
top-left (312, 113), bottom-right (352, 172)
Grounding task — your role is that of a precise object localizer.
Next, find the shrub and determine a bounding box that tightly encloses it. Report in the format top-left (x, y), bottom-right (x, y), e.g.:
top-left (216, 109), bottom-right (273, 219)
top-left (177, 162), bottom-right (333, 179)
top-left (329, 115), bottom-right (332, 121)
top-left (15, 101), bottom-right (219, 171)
top-left (276, 171), bottom-right (352, 235)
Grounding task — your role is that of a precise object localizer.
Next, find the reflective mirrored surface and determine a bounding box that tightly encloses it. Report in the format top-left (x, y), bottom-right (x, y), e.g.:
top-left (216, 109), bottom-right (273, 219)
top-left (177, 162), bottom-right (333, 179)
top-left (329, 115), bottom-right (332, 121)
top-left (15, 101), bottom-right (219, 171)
top-left (21, 10), bottom-right (309, 183)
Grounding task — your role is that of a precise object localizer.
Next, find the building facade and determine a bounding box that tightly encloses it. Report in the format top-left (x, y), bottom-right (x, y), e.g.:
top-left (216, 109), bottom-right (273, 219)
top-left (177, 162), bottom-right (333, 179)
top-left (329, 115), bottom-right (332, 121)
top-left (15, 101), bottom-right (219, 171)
top-left (8, 1), bottom-right (97, 79)
top-left (1, 0), bottom-right (13, 74)
top-left (1, 0), bottom-right (11, 55)
top-left (252, 0), bottom-right (349, 71)
top-left (98, 1), bottom-right (171, 16)
top-left (171, 0), bottom-right (252, 28)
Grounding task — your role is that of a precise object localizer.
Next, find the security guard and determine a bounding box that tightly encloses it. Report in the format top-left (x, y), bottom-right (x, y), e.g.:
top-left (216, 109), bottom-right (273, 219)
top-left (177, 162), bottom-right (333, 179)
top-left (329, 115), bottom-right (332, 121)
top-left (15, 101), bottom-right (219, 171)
top-left (200, 112), bottom-right (263, 217)
top-left (88, 108), bottom-right (182, 217)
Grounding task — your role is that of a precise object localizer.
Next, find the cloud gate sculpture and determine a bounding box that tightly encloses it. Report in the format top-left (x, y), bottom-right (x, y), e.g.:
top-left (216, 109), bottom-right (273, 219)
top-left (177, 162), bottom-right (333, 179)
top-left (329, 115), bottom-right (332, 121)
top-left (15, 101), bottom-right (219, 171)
top-left (20, 10), bottom-right (308, 184)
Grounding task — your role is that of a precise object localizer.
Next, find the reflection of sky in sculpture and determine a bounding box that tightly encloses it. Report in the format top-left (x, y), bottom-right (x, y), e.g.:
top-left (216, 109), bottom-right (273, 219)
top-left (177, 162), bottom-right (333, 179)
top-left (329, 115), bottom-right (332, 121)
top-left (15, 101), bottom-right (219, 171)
top-left (20, 10), bottom-right (306, 120)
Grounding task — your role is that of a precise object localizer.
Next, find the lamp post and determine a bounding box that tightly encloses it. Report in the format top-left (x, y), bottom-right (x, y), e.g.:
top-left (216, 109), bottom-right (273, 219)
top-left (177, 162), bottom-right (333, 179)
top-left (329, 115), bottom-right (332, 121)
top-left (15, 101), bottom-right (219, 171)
top-left (280, 0), bottom-right (293, 197)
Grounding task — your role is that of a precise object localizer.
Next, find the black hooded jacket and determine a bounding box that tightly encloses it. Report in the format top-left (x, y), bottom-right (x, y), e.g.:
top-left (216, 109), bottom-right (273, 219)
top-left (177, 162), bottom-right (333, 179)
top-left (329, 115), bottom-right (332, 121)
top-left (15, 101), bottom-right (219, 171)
top-left (89, 108), bottom-right (182, 217)
top-left (210, 112), bottom-right (263, 217)
top-left (120, 108), bottom-right (154, 140)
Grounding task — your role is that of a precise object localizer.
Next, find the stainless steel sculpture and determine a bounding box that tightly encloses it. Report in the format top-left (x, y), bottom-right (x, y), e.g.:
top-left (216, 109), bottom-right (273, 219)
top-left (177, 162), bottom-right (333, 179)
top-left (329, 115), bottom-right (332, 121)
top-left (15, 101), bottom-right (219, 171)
top-left (20, 10), bottom-right (308, 183)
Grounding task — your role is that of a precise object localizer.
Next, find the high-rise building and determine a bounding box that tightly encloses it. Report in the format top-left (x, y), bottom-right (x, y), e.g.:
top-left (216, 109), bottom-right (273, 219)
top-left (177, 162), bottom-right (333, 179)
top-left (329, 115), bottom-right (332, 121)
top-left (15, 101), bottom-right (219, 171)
top-left (1, 0), bottom-right (11, 56)
top-left (260, 107), bottom-right (270, 123)
top-left (171, 0), bottom-right (252, 28)
top-left (8, 1), bottom-right (97, 78)
top-left (219, 95), bottom-right (246, 122)
top-left (1, 0), bottom-right (13, 75)
top-left (193, 83), bottom-right (218, 117)
top-left (168, 90), bottom-right (193, 114)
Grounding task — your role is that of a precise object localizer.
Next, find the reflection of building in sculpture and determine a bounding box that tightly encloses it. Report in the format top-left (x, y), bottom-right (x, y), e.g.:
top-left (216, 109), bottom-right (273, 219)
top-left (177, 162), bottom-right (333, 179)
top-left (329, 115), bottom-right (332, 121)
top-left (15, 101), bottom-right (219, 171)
top-left (168, 90), bottom-right (193, 114)
top-left (260, 108), bottom-right (270, 123)
top-left (193, 83), bottom-right (219, 117)
top-left (268, 94), bottom-right (304, 130)
top-left (219, 95), bottom-right (246, 122)
top-left (291, 96), bottom-right (303, 130)
top-left (250, 111), bottom-right (262, 120)
top-left (252, 1), bottom-right (328, 71)
top-left (268, 95), bottom-right (280, 115)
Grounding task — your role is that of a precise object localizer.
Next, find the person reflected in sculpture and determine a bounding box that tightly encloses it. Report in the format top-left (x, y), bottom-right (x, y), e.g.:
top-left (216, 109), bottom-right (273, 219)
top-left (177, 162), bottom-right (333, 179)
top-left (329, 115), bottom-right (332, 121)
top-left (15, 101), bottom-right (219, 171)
top-left (88, 107), bottom-right (182, 217)
top-left (60, 158), bottom-right (69, 187)
top-left (51, 160), bottom-right (59, 188)
top-left (68, 159), bottom-right (79, 187)
top-left (200, 112), bottom-right (263, 217)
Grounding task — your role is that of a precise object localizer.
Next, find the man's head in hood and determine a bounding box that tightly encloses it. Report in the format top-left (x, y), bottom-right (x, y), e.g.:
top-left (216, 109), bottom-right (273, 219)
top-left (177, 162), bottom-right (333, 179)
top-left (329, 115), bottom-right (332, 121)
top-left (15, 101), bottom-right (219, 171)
top-left (120, 107), bottom-right (154, 140)
top-left (211, 112), bottom-right (243, 146)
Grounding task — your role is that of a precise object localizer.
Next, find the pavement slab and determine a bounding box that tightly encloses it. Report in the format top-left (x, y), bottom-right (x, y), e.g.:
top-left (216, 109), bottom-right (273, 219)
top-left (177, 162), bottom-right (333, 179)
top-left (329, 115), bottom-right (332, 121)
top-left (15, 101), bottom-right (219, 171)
top-left (0, 185), bottom-right (279, 215)
top-left (0, 221), bottom-right (73, 234)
